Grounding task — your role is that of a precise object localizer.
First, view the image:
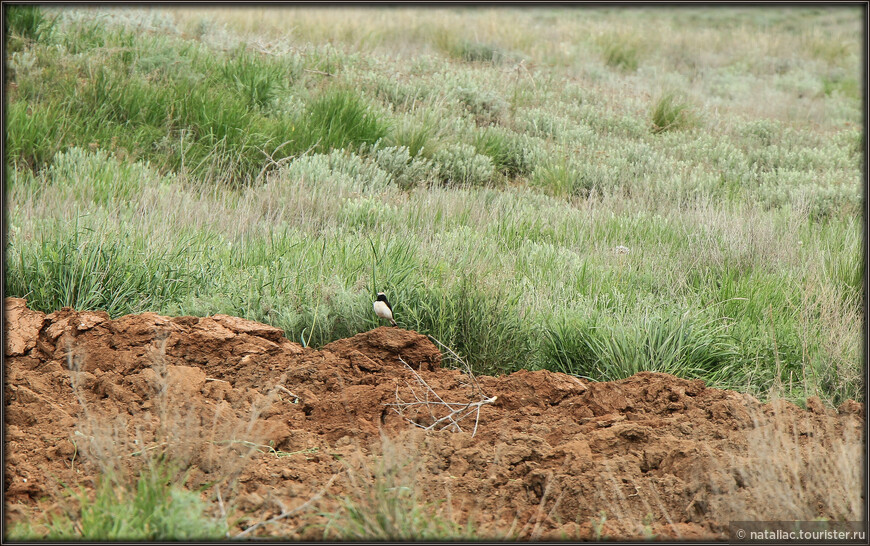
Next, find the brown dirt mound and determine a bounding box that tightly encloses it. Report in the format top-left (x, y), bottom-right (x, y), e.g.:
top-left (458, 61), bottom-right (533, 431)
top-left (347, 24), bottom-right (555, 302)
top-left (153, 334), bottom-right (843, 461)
top-left (4, 298), bottom-right (864, 540)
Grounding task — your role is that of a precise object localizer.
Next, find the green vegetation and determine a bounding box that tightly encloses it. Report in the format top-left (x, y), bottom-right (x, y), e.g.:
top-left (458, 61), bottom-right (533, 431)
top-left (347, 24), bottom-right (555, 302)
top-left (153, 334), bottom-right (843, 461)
top-left (5, 4), bottom-right (56, 49)
top-left (650, 91), bottom-right (696, 133)
top-left (5, 6), bottom-right (862, 409)
top-left (302, 88), bottom-right (392, 153)
top-left (8, 463), bottom-right (226, 541)
top-left (323, 446), bottom-right (468, 540)
top-left (600, 33), bottom-right (641, 72)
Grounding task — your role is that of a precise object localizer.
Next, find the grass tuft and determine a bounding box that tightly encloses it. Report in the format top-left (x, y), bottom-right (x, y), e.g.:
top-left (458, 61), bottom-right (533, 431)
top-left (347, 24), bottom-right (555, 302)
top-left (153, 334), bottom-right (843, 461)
top-left (5, 5), bottom-right (55, 45)
top-left (323, 438), bottom-right (469, 540)
top-left (600, 34), bottom-right (641, 71)
top-left (650, 91), bottom-right (696, 133)
top-left (472, 127), bottom-right (542, 178)
top-left (454, 39), bottom-right (507, 63)
top-left (387, 113), bottom-right (438, 158)
top-left (542, 309), bottom-right (744, 386)
top-left (434, 29), bottom-right (508, 64)
top-left (5, 216), bottom-right (205, 317)
top-left (301, 88), bottom-right (392, 153)
top-left (19, 463), bottom-right (227, 541)
top-left (222, 47), bottom-right (293, 109)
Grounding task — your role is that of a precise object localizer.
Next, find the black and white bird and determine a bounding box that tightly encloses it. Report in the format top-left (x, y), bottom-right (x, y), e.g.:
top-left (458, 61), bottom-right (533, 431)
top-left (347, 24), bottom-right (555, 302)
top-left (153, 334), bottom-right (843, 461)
top-left (373, 292), bottom-right (397, 327)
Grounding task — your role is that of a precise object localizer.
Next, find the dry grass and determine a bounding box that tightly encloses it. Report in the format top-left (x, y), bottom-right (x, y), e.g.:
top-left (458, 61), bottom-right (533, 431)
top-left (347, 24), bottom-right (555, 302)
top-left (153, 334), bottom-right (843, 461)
top-left (322, 433), bottom-right (471, 540)
top-left (64, 339), bottom-right (281, 528)
top-left (710, 400), bottom-right (864, 524)
top-left (164, 6), bottom-right (860, 128)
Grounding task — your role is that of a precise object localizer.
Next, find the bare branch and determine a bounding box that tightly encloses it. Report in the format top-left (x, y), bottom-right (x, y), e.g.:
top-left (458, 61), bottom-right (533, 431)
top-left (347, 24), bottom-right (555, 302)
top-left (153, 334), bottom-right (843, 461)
top-left (387, 357), bottom-right (496, 437)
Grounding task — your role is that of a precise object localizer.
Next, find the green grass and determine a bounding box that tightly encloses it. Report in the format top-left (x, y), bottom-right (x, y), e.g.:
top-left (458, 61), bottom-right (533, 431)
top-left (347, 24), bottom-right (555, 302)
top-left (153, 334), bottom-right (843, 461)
top-left (387, 113), bottom-right (438, 159)
top-left (300, 87), bottom-right (393, 153)
top-left (5, 4), bottom-right (56, 47)
top-left (650, 91), bottom-right (696, 134)
top-left (222, 46), bottom-right (296, 109)
top-left (600, 33), bottom-right (641, 72)
top-left (4, 5), bottom-right (863, 409)
top-left (8, 462), bottom-right (226, 541)
top-left (4, 21), bottom-right (391, 184)
top-left (542, 308), bottom-right (744, 385)
top-left (434, 28), bottom-right (509, 64)
top-left (323, 441), bottom-right (471, 540)
top-left (6, 204), bottom-right (210, 318)
top-left (472, 126), bottom-right (542, 178)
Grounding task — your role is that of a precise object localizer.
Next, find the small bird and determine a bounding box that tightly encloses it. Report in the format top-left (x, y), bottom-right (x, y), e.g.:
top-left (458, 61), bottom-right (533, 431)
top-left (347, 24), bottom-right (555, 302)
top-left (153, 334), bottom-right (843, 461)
top-left (373, 292), bottom-right (397, 327)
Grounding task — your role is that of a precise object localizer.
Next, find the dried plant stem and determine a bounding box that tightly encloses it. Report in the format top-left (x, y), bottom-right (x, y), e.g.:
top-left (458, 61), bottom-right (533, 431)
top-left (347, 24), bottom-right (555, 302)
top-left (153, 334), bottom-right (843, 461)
top-left (386, 357), bottom-right (496, 437)
top-left (233, 474), bottom-right (339, 539)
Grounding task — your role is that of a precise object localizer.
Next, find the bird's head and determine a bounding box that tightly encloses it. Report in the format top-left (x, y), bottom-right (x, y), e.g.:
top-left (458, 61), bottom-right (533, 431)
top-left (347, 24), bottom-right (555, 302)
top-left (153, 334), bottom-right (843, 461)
top-left (376, 292), bottom-right (388, 302)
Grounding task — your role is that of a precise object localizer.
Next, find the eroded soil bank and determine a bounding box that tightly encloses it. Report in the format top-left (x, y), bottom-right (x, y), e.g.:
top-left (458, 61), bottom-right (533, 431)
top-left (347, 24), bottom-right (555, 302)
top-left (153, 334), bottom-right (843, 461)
top-left (4, 298), bottom-right (864, 539)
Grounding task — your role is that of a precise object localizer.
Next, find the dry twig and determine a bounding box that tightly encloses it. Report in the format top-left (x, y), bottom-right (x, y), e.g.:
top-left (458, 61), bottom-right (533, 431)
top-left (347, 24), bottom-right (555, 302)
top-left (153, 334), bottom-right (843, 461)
top-left (386, 357), bottom-right (496, 437)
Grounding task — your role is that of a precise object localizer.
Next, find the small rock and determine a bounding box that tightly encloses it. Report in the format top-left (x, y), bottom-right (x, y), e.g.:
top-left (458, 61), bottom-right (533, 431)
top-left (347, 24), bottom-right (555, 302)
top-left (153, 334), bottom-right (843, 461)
top-left (55, 439), bottom-right (76, 459)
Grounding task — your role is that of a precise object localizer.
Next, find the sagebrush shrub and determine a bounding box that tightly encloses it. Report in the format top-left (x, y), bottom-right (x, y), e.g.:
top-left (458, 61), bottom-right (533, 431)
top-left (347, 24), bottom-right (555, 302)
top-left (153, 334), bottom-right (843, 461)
top-left (432, 143), bottom-right (494, 186)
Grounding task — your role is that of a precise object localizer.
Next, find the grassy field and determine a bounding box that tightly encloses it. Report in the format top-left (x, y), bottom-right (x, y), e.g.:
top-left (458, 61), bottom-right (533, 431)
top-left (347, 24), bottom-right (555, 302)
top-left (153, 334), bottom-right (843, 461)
top-left (5, 5), bottom-right (863, 408)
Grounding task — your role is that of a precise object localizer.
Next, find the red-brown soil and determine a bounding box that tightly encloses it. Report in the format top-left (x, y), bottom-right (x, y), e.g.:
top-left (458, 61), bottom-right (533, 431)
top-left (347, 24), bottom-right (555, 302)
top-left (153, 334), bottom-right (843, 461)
top-left (4, 298), bottom-right (864, 540)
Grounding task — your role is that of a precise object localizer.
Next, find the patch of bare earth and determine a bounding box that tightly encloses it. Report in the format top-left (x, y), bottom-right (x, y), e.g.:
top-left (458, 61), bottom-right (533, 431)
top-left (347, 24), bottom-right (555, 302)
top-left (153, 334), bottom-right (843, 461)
top-left (4, 298), bottom-right (863, 539)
